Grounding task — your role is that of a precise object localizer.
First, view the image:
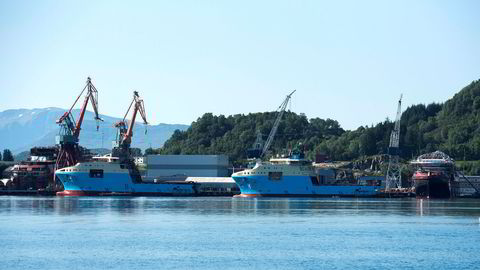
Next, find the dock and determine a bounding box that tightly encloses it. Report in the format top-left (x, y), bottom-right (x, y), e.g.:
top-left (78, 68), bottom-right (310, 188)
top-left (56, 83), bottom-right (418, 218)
top-left (0, 177), bottom-right (240, 197)
top-left (0, 190), bottom-right (56, 196)
top-left (379, 188), bottom-right (415, 198)
top-left (451, 175), bottom-right (480, 198)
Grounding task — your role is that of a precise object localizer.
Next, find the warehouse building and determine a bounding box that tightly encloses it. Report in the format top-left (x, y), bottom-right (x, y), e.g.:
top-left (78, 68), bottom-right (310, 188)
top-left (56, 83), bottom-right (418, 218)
top-left (146, 155), bottom-right (229, 178)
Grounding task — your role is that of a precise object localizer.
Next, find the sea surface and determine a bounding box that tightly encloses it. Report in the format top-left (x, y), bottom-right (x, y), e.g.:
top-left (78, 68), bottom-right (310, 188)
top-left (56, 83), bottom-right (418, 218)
top-left (0, 196), bottom-right (479, 269)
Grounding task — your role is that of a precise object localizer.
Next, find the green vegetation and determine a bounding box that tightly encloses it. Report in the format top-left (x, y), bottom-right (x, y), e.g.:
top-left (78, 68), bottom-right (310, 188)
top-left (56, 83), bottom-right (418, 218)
top-left (455, 161), bottom-right (480, 176)
top-left (150, 79), bottom-right (480, 172)
top-left (2, 149), bottom-right (13, 161)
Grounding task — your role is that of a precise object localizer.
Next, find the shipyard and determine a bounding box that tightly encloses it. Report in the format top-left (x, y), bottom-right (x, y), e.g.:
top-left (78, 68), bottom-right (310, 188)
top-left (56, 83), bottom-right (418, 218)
top-left (0, 79), bottom-right (479, 200)
top-left (2, 1), bottom-right (480, 269)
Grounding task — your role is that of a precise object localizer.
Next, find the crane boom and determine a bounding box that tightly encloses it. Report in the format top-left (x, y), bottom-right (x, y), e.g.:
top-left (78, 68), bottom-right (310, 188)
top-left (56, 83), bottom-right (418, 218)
top-left (56, 77), bottom-right (103, 139)
top-left (115, 91), bottom-right (148, 149)
top-left (112, 90), bottom-right (148, 182)
top-left (54, 77), bottom-right (103, 185)
top-left (389, 94), bottom-right (402, 149)
top-left (74, 78), bottom-right (101, 136)
top-left (386, 94), bottom-right (403, 190)
top-left (261, 90), bottom-right (295, 157)
top-left (110, 91), bottom-right (148, 183)
top-left (124, 91), bottom-right (147, 143)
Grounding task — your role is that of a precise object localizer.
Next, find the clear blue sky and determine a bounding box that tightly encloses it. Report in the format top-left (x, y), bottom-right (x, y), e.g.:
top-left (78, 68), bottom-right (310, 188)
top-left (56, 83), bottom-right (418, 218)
top-left (1, 0), bottom-right (479, 130)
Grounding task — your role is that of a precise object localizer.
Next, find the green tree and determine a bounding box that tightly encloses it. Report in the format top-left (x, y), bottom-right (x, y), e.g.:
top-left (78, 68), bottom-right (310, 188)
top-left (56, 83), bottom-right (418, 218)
top-left (359, 128), bottom-right (376, 156)
top-left (150, 78), bottom-right (480, 168)
top-left (144, 148), bottom-right (156, 156)
top-left (3, 149), bottom-right (14, 161)
top-left (130, 148), bottom-right (142, 157)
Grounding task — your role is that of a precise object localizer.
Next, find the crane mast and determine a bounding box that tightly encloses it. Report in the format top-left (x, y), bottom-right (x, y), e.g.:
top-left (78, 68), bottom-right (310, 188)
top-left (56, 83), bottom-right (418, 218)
top-left (111, 91), bottom-right (148, 183)
top-left (261, 90), bottom-right (296, 158)
top-left (389, 94), bottom-right (402, 149)
top-left (386, 94), bottom-right (403, 190)
top-left (124, 91), bottom-right (148, 146)
top-left (113, 91), bottom-right (148, 161)
top-left (55, 77), bottom-right (102, 171)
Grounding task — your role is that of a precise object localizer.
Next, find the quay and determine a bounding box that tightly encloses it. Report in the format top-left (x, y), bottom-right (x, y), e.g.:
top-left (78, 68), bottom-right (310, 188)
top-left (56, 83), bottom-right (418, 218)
top-left (0, 190), bottom-right (56, 196)
top-left (0, 177), bottom-right (239, 197)
top-left (379, 188), bottom-right (415, 198)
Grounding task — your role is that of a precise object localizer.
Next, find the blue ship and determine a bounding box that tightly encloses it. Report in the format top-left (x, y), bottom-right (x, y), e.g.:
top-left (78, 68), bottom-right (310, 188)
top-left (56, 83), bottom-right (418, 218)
top-left (231, 154), bottom-right (382, 197)
top-left (55, 156), bottom-right (194, 196)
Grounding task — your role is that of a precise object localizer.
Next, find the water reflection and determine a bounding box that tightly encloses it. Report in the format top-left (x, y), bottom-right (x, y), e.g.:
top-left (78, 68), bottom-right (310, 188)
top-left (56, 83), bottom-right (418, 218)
top-left (0, 196), bottom-right (479, 217)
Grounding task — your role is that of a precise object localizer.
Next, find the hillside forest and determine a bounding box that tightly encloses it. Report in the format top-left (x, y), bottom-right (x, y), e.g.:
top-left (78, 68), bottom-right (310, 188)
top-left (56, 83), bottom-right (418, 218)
top-left (147, 80), bottom-right (480, 174)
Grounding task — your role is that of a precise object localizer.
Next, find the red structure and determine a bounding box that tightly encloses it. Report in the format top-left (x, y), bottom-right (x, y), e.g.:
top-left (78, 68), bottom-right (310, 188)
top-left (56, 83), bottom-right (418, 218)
top-left (111, 91), bottom-right (148, 183)
top-left (114, 91), bottom-right (148, 150)
top-left (55, 77), bottom-right (102, 172)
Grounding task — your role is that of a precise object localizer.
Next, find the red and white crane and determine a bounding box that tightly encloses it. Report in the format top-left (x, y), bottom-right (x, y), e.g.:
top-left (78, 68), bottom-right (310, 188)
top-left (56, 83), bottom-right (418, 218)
top-left (113, 91), bottom-right (148, 157)
top-left (55, 77), bottom-right (102, 171)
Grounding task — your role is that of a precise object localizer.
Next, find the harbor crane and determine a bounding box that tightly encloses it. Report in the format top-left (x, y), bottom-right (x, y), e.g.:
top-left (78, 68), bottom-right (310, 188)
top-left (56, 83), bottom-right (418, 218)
top-left (386, 94), bottom-right (403, 190)
top-left (55, 77), bottom-right (102, 171)
top-left (112, 91), bottom-right (148, 161)
top-left (111, 91), bottom-right (148, 182)
top-left (261, 90), bottom-right (296, 158)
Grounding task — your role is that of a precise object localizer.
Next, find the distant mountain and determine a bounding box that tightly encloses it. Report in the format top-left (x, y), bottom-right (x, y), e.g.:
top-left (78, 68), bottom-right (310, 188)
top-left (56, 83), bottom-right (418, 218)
top-left (0, 108), bottom-right (189, 154)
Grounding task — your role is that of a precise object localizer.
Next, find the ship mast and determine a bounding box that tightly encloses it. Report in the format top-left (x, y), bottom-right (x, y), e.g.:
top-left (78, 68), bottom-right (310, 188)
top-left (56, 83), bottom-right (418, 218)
top-left (386, 94), bottom-right (403, 190)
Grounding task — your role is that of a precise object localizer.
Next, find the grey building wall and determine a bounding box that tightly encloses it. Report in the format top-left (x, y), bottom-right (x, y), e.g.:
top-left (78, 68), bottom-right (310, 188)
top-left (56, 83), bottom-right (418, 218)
top-left (146, 155), bottom-right (229, 177)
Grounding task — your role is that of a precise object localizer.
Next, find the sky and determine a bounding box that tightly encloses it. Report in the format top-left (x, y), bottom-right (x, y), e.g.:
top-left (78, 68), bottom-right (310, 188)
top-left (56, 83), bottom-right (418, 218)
top-left (1, 0), bottom-right (479, 130)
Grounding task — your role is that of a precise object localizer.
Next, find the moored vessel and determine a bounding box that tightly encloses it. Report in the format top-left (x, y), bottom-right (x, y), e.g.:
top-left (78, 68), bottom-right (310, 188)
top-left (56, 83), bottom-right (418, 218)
top-left (232, 151), bottom-right (382, 197)
top-left (411, 151), bottom-right (454, 199)
top-left (55, 155), bottom-right (195, 196)
top-left (4, 147), bottom-right (57, 190)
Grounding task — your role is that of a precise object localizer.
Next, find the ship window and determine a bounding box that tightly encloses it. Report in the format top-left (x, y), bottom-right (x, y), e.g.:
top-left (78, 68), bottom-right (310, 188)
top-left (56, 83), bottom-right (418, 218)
top-left (89, 169), bottom-right (104, 178)
top-left (268, 172), bottom-right (282, 181)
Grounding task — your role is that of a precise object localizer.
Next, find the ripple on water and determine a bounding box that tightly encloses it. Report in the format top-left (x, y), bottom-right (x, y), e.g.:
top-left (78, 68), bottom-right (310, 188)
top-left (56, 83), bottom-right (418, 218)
top-left (1, 196), bottom-right (479, 269)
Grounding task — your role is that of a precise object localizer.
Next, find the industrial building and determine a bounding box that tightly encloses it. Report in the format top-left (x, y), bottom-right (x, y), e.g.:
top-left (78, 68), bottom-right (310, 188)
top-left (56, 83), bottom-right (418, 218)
top-left (146, 155), bottom-right (229, 178)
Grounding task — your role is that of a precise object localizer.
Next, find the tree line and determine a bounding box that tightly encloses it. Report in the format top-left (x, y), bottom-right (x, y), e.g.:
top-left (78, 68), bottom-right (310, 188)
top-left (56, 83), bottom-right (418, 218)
top-left (0, 149), bottom-right (14, 161)
top-left (146, 79), bottom-right (480, 173)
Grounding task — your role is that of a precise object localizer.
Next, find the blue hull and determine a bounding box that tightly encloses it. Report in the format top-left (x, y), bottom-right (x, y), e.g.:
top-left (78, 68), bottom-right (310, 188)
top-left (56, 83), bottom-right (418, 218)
top-left (55, 171), bottom-right (195, 196)
top-left (232, 175), bottom-right (381, 197)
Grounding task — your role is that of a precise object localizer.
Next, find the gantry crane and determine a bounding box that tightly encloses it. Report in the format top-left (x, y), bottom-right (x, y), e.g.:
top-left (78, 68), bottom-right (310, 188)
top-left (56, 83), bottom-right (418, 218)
top-left (112, 91), bottom-right (148, 161)
top-left (55, 77), bottom-right (102, 171)
top-left (386, 94), bottom-right (403, 189)
top-left (261, 90), bottom-right (296, 158)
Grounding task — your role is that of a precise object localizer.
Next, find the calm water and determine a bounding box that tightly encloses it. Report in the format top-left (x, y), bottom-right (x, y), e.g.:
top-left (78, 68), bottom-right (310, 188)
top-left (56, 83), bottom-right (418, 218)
top-left (0, 196), bottom-right (479, 269)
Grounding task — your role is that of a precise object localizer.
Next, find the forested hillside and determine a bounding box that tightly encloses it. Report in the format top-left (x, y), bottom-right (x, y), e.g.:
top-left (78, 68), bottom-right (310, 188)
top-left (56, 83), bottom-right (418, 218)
top-left (154, 112), bottom-right (344, 163)
top-left (152, 79), bottom-right (480, 172)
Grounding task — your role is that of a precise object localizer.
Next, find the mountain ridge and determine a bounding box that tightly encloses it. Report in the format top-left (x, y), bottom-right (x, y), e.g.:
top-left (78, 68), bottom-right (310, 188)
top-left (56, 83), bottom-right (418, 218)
top-left (0, 108), bottom-right (189, 154)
